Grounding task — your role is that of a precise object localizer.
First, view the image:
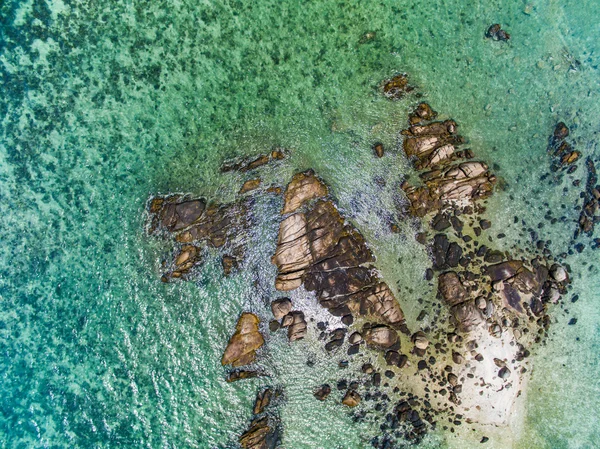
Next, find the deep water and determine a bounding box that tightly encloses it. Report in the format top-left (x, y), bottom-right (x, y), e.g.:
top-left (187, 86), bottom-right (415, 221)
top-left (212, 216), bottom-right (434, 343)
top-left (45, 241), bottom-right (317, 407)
top-left (1, 0), bottom-right (599, 448)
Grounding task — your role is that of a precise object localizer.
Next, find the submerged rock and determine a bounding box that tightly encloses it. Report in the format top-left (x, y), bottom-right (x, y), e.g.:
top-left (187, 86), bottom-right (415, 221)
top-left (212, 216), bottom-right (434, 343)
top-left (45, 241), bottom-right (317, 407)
top-left (382, 73), bottom-right (413, 100)
top-left (239, 416), bottom-right (280, 449)
top-left (485, 24), bottom-right (510, 41)
top-left (364, 324), bottom-right (400, 350)
top-left (221, 149), bottom-right (285, 173)
top-left (221, 313), bottom-right (265, 367)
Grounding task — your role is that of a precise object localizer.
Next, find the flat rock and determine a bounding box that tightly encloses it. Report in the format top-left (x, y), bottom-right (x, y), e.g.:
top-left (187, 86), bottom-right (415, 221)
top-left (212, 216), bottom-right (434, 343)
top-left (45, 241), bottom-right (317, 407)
top-left (221, 313), bottom-right (265, 367)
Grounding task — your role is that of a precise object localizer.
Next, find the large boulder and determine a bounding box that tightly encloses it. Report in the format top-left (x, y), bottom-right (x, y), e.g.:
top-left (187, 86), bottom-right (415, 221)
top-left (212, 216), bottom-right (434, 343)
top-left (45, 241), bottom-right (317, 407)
top-left (221, 313), bottom-right (265, 367)
top-left (438, 272), bottom-right (468, 306)
top-left (270, 298), bottom-right (292, 320)
top-left (239, 417), bottom-right (280, 449)
top-left (286, 311), bottom-right (307, 342)
top-left (450, 301), bottom-right (484, 333)
top-left (363, 324), bottom-right (399, 350)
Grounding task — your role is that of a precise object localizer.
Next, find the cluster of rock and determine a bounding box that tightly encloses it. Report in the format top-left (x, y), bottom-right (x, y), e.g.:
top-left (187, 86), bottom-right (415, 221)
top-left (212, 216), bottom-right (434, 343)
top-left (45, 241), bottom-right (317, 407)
top-left (400, 103), bottom-right (496, 217)
top-left (239, 387), bottom-right (282, 449)
top-left (547, 122), bottom-right (581, 173)
top-left (575, 157), bottom-right (600, 240)
top-left (147, 195), bottom-right (251, 280)
top-left (271, 170), bottom-right (407, 330)
top-left (381, 74), bottom-right (413, 100)
top-left (269, 297), bottom-right (307, 342)
top-left (485, 24), bottom-right (510, 41)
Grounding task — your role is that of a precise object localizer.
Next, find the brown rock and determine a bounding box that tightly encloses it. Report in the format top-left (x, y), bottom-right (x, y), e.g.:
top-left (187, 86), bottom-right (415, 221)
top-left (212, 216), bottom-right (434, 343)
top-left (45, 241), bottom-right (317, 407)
top-left (221, 313), bottom-right (265, 367)
top-left (342, 390), bottom-right (361, 407)
top-left (363, 324), bottom-right (399, 349)
top-left (373, 143), bottom-right (384, 158)
top-left (287, 311), bottom-right (307, 342)
top-left (282, 170), bottom-right (329, 215)
top-left (239, 179), bottom-right (261, 194)
top-left (382, 74), bottom-right (413, 100)
top-left (438, 272), bottom-right (469, 306)
top-left (270, 298), bottom-right (292, 320)
top-left (222, 255), bottom-right (238, 276)
top-left (253, 388), bottom-right (272, 415)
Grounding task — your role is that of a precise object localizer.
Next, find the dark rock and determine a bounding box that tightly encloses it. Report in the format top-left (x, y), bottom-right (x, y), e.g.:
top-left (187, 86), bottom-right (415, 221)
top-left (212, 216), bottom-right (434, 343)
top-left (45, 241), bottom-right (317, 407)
top-left (373, 143), bottom-right (385, 158)
top-left (314, 384), bottom-right (331, 401)
top-left (271, 298), bottom-right (292, 320)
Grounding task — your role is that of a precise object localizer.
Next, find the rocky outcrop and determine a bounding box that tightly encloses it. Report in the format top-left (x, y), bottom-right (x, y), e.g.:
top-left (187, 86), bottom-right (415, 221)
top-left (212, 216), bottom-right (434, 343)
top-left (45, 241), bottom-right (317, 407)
top-left (221, 313), bottom-right (265, 367)
top-left (239, 388), bottom-right (282, 449)
top-left (147, 195), bottom-right (251, 281)
top-left (438, 272), bottom-right (484, 332)
top-left (381, 73), bottom-right (413, 100)
top-left (285, 311), bottom-right (307, 342)
top-left (575, 157), bottom-right (599, 239)
top-left (221, 149), bottom-right (286, 173)
top-left (547, 122), bottom-right (581, 172)
top-left (270, 298), bottom-right (292, 320)
top-left (272, 171), bottom-right (406, 328)
top-left (400, 104), bottom-right (496, 217)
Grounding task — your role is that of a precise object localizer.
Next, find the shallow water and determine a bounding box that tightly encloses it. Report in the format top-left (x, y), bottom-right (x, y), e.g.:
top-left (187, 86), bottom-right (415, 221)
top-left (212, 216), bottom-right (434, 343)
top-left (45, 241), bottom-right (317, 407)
top-left (1, 0), bottom-right (599, 448)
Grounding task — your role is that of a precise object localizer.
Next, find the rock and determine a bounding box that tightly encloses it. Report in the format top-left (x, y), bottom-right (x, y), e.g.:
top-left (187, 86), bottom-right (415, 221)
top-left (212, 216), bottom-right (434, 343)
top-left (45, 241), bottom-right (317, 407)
top-left (486, 260), bottom-right (523, 282)
top-left (226, 370), bottom-right (261, 383)
top-left (385, 350), bottom-right (400, 366)
top-left (409, 102), bottom-right (438, 124)
top-left (281, 170), bottom-right (329, 215)
top-left (314, 384), bottom-right (331, 401)
top-left (447, 373), bottom-right (458, 386)
top-left (485, 24), bottom-right (510, 41)
top-left (239, 416), bottom-right (280, 449)
top-left (362, 363), bottom-right (374, 374)
top-left (253, 388), bottom-right (272, 415)
top-left (452, 351), bottom-right (465, 365)
top-left (489, 324), bottom-right (502, 338)
top-left (550, 264), bottom-right (567, 282)
top-left (239, 178), bottom-right (262, 194)
top-left (221, 313), bottom-right (265, 367)
top-left (271, 298), bottom-right (292, 320)
top-left (221, 150), bottom-right (285, 173)
top-left (281, 314), bottom-right (294, 328)
top-left (287, 311), bottom-right (307, 342)
top-left (382, 74), bottom-right (413, 100)
top-left (342, 390), bottom-right (361, 407)
top-left (222, 255), bottom-right (239, 276)
top-left (341, 314), bottom-right (354, 326)
top-left (554, 122), bottom-right (570, 140)
top-left (349, 332), bottom-right (363, 345)
top-left (268, 320), bottom-right (280, 332)
top-left (475, 297), bottom-right (487, 309)
top-left (411, 331), bottom-right (429, 350)
top-left (450, 301), bottom-right (484, 333)
top-left (438, 272), bottom-right (469, 306)
top-left (373, 143), bottom-right (385, 158)
top-left (273, 174), bottom-right (406, 327)
top-left (364, 324), bottom-right (400, 350)
top-left (498, 367), bottom-right (511, 380)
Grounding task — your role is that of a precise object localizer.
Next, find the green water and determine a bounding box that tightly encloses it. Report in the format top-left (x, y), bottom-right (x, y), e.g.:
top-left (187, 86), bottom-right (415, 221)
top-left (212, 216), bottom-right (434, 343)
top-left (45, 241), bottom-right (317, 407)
top-left (1, 0), bottom-right (599, 447)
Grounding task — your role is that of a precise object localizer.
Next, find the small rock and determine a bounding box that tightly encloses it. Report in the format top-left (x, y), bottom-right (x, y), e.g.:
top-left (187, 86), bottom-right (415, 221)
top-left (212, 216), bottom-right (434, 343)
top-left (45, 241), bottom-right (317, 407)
top-left (314, 384), bottom-right (331, 401)
top-left (498, 367), bottom-right (511, 380)
top-left (342, 390), bottom-right (361, 407)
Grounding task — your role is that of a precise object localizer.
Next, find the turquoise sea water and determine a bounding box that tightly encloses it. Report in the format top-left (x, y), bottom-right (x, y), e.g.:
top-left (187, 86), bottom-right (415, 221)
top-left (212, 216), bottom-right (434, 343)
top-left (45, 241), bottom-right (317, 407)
top-left (1, 0), bottom-right (599, 448)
